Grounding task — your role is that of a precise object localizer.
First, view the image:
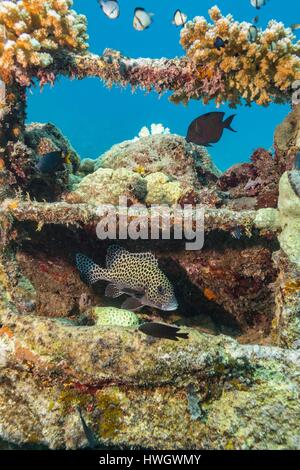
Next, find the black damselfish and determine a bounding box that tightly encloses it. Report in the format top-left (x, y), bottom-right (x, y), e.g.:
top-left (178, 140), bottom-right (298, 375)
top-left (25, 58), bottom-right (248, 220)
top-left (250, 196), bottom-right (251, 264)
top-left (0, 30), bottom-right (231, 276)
top-left (139, 322), bottom-right (189, 341)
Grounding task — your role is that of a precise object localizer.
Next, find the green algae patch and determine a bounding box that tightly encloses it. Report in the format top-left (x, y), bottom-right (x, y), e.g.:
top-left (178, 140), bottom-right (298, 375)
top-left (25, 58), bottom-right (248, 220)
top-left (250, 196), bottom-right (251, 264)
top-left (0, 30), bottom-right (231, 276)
top-left (95, 387), bottom-right (129, 440)
top-left (58, 388), bottom-right (92, 414)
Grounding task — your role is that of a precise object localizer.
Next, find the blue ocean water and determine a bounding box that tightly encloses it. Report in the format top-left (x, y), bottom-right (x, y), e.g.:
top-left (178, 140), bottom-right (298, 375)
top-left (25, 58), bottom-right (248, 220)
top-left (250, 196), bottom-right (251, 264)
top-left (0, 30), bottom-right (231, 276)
top-left (27, 0), bottom-right (299, 171)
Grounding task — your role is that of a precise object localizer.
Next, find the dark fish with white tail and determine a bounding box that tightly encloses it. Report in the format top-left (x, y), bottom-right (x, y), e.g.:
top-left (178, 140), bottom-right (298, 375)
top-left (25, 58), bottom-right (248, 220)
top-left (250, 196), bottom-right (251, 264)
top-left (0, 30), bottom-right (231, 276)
top-left (186, 112), bottom-right (237, 147)
top-left (139, 322), bottom-right (189, 341)
top-left (250, 0), bottom-right (267, 9)
top-left (172, 10), bottom-right (187, 27)
top-left (133, 7), bottom-right (154, 31)
top-left (98, 0), bottom-right (120, 20)
top-left (76, 245), bottom-right (178, 312)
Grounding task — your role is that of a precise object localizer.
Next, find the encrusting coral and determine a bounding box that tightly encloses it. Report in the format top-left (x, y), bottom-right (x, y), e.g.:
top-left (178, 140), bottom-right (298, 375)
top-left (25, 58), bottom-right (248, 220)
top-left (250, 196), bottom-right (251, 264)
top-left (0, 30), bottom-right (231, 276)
top-left (180, 6), bottom-right (300, 106)
top-left (68, 167), bottom-right (147, 206)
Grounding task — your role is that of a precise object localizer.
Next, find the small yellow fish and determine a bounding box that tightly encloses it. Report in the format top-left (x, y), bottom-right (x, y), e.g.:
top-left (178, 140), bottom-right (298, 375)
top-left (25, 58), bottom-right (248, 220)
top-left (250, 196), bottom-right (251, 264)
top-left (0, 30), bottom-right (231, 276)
top-left (64, 151), bottom-right (72, 165)
top-left (134, 165), bottom-right (146, 175)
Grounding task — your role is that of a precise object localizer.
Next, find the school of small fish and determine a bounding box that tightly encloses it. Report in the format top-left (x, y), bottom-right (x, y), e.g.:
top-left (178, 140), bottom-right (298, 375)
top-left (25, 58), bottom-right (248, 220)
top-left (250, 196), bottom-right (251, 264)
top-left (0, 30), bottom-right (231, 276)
top-left (97, 1), bottom-right (188, 30)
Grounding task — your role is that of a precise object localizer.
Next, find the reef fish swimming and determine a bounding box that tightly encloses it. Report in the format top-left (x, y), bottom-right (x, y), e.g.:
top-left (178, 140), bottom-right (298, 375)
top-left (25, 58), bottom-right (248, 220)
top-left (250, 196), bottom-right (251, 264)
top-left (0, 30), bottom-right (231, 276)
top-left (139, 322), bottom-right (189, 341)
top-left (133, 7), bottom-right (154, 31)
top-left (248, 25), bottom-right (258, 43)
top-left (36, 150), bottom-right (70, 174)
top-left (98, 0), bottom-right (120, 20)
top-left (76, 245), bottom-right (178, 311)
top-left (186, 112), bottom-right (236, 147)
top-left (172, 10), bottom-right (188, 27)
top-left (250, 0), bottom-right (268, 9)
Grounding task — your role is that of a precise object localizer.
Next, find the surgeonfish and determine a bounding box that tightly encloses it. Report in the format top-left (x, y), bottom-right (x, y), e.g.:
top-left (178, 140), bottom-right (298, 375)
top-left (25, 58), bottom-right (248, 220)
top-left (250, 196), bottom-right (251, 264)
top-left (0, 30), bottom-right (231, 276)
top-left (36, 150), bottom-right (68, 174)
top-left (133, 7), bottom-right (154, 31)
top-left (98, 0), bottom-right (120, 20)
top-left (76, 245), bottom-right (178, 312)
top-left (250, 0), bottom-right (267, 9)
top-left (186, 112), bottom-right (236, 147)
top-left (138, 322), bottom-right (189, 341)
top-left (248, 25), bottom-right (258, 43)
top-left (172, 10), bottom-right (188, 27)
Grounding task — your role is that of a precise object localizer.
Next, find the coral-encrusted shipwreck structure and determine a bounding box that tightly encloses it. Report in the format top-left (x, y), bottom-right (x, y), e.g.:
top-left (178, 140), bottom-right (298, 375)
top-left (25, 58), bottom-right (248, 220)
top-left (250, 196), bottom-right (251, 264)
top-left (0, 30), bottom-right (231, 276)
top-left (0, 1), bottom-right (299, 449)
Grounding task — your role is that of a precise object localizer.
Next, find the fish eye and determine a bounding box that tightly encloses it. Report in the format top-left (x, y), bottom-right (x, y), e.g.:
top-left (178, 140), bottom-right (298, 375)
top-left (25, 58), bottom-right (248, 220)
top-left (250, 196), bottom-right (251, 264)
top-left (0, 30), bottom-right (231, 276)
top-left (157, 285), bottom-right (166, 295)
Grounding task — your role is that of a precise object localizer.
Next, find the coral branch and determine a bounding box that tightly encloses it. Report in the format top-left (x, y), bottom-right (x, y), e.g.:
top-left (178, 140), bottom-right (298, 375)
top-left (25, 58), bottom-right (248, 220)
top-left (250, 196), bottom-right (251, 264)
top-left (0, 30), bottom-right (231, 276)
top-left (0, 199), bottom-right (265, 235)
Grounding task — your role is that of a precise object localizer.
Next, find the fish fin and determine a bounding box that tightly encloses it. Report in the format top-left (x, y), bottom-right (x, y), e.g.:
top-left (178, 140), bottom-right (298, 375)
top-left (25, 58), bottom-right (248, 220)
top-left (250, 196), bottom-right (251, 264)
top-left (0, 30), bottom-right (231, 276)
top-left (105, 245), bottom-right (126, 269)
top-left (76, 253), bottom-right (105, 285)
top-left (77, 406), bottom-right (97, 449)
top-left (105, 283), bottom-right (123, 298)
top-left (121, 297), bottom-right (143, 311)
top-left (223, 114), bottom-right (237, 132)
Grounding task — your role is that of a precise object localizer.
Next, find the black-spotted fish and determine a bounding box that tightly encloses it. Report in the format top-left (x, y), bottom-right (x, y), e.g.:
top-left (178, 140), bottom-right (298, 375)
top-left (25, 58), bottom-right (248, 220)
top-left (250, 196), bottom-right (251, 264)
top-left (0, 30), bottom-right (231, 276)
top-left (186, 112), bottom-right (236, 147)
top-left (139, 322), bottom-right (188, 341)
top-left (250, 0), bottom-right (267, 9)
top-left (36, 150), bottom-right (70, 174)
top-left (133, 7), bottom-right (154, 31)
top-left (76, 245), bottom-right (178, 311)
top-left (98, 0), bottom-right (120, 20)
top-left (172, 10), bottom-right (188, 27)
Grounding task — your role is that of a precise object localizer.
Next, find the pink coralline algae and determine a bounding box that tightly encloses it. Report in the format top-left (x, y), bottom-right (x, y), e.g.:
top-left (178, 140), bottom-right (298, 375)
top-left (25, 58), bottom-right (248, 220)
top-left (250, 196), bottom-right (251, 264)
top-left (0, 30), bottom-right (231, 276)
top-left (218, 147), bottom-right (288, 209)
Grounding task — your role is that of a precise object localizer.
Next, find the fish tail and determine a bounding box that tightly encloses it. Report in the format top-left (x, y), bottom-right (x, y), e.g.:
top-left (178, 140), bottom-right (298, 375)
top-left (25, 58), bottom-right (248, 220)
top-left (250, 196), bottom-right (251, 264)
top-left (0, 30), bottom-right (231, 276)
top-left (223, 114), bottom-right (237, 132)
top-left (76, 253), bottom-right (106, 285)
top-left (176, 332), bottom-right (189, 340)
